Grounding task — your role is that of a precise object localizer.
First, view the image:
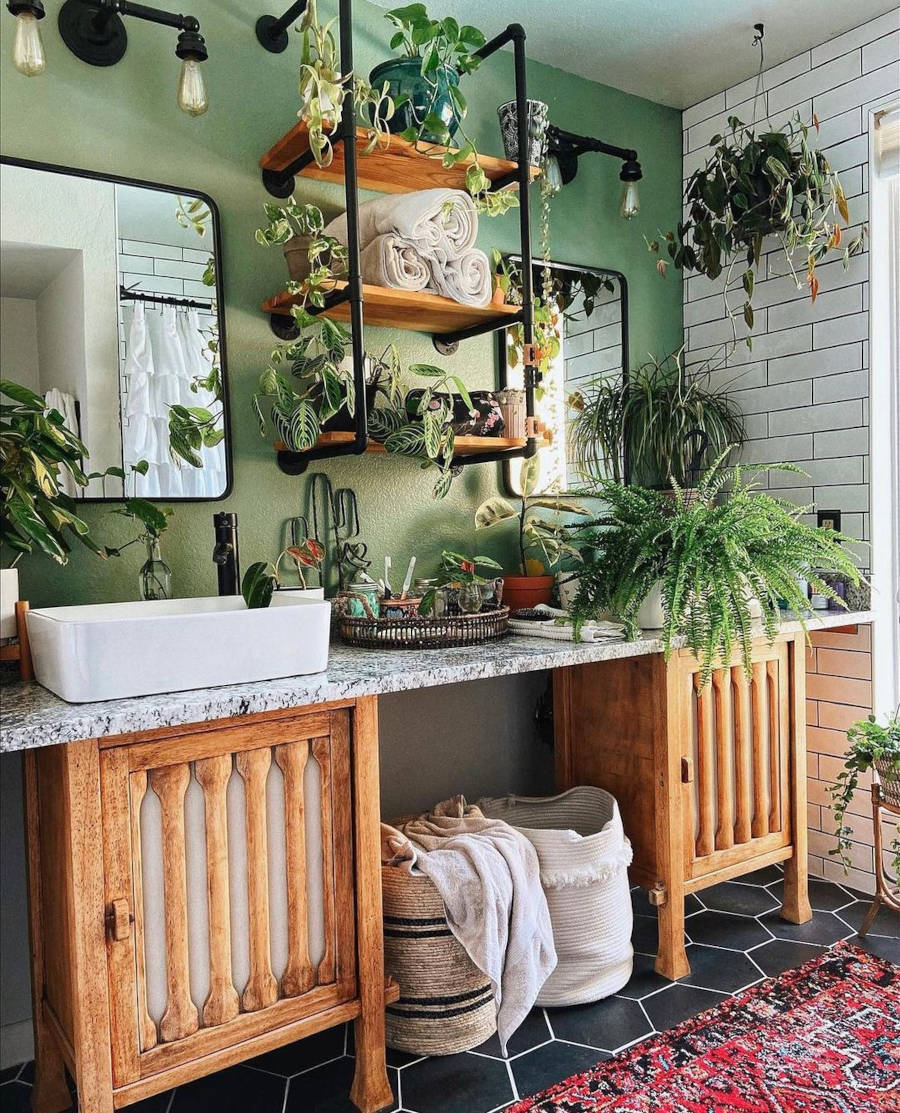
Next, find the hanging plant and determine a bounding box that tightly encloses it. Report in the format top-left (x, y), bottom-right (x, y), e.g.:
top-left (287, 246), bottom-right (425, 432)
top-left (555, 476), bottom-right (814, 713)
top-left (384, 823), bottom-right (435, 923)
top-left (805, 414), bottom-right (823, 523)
top-left (649, 113), bottom-right (863, 346)
top-left (296, 0), bottom-right (396, 168)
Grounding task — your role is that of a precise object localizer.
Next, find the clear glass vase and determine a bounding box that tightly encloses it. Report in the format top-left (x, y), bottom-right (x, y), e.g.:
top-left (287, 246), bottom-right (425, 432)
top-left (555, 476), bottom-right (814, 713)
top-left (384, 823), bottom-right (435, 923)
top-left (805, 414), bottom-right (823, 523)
top-left (139, 537), bottom-right (172, 601)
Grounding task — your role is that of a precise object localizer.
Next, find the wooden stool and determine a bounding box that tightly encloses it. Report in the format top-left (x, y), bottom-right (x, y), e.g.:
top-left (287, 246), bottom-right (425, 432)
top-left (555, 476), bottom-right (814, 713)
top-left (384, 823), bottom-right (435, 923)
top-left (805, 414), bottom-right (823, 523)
top-left (857, 763), bottom-right (899, 937)
top-left (0, 599), bottom-right (34, 681)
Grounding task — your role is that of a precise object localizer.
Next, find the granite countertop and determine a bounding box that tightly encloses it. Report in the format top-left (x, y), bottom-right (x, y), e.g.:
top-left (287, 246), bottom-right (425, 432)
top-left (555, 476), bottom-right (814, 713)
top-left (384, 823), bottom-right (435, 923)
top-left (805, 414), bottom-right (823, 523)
top-left (0, 610), bottom-right (873, 753)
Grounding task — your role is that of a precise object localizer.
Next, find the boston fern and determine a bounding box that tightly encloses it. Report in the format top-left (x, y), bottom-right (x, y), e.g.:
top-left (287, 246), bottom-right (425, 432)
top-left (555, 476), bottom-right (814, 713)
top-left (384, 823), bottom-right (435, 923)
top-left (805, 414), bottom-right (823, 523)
top-left (569, 454), bottom-right (862, 683)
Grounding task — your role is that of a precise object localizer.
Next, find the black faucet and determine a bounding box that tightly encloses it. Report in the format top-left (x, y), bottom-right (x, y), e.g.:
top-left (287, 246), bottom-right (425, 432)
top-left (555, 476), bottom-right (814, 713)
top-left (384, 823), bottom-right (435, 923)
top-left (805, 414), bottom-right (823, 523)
top-left (212, 512), bottom-right (240, 596)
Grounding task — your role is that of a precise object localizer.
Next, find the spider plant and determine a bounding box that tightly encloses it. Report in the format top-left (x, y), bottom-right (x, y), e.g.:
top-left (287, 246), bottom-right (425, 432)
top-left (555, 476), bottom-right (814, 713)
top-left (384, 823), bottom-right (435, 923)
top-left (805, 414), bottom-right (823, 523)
top-left (567, 376), bottom-right (626, 485)
top-left (569, 453), bottom-right (862, 684)
top-left (623, 348), bottom-right (745, 488)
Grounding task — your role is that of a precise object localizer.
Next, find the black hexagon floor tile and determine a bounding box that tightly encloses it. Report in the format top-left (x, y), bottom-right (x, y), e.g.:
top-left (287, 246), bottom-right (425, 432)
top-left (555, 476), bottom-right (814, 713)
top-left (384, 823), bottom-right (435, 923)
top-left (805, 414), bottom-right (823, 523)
top-left (765, 878), bottom-right (856, 912)
top-left (683, 910), bottom-right (772, 951)
top-left (616, 951), bottom-right (671, 1000)
top-left (400, 1051), bottom-right (513, 1113)
top-left (247, 1025), bottom-right (345, 1077)
top-left (678, 944), bottom-right (763, 993)
top-left (547, 995), bottom-right (652, 1053)
top-left (854, 932), bottom-right (900, 964)
top-left (474, 1008), bottom-right (551, 1059)
top-left (739, 864), bottom-right (784, 886)
top-left (750, 938), bottom-right (826, 977)
top-left (284, 1057), bottom-right (399, 1113)
top-left (347, 1025), bottom-right (421, 1069)
top-left (0, 1067), bottom-right (22, 1087)
top-left (512, 1040), bottom-right (608, 1100)
top-left (758, 909), bottom-right (855, 946)
top-left (12, 1065), bottom-right (32, 1086)
top-left (836, 899), bottom-right (900, 937)
top-left (0, 1082), bottom-right (32, 1113)
top-left (699, 882), bottom-right (779, 917)
top-left (171, 1064), bottom-right (286, 1113)
top-left (641, 984), bottom-right (728, 1030)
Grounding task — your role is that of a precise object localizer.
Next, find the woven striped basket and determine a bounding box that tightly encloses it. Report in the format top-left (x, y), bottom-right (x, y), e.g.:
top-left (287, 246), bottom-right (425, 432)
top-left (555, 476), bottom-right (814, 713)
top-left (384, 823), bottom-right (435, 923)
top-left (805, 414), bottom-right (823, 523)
top-left (479, 787), bottom-right (634, 1007)
top-left (382, 863), bottom-right (497, 1055)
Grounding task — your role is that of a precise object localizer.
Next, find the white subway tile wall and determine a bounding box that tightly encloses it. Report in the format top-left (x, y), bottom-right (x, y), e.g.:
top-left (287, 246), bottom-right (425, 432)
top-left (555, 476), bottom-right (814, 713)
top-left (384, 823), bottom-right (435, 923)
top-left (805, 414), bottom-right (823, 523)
top-left (682, 11), bottom-right (900, 546)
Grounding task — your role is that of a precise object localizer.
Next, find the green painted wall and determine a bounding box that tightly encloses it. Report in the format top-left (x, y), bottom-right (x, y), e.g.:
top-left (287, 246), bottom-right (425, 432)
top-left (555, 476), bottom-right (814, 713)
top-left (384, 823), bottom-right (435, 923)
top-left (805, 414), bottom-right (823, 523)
top-left (1, 1), bottom-right (683, 606)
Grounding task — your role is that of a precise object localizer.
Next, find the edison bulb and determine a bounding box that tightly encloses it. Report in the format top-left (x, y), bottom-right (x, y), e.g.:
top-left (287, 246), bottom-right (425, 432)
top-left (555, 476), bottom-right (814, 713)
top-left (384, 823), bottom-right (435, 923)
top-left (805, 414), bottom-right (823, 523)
top-left (12, 10), bottom-right (45, 76)
top-left (177, 57), bottom-right (208, 117)
top-left (619, 180), bottom-right (640, 220)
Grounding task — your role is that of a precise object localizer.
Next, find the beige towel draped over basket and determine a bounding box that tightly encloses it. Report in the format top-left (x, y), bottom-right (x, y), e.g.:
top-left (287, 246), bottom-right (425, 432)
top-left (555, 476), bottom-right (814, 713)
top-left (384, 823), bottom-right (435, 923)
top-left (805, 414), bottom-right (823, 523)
top-left (479, 787), bottom-right (634, 1006)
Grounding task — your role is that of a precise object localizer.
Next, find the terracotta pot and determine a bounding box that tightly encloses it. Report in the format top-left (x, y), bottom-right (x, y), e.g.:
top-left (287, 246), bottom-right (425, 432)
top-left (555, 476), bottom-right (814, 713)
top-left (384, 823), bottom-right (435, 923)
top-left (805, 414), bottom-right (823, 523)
top-left (501, 574), bottom-right (555, 612)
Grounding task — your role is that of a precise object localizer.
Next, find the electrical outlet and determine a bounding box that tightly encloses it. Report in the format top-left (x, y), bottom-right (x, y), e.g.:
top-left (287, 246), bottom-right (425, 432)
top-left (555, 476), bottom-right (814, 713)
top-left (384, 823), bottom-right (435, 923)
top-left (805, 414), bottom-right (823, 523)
top-left (817, 509), bottom-right (841, 532)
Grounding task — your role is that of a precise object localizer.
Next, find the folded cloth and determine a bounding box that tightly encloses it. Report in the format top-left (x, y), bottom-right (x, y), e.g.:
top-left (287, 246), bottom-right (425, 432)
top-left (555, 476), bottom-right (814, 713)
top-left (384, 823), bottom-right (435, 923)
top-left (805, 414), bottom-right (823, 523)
top-left (381, 796), bottom-right (557, 1054)
top-left (326, 188), bottom-right (478, 254)
top-left (429, 246), bottom-right (492, 307)
top-left (509, 604), bottom-right (626, 642)
top-left (360, 234), bottom-right (432, 291)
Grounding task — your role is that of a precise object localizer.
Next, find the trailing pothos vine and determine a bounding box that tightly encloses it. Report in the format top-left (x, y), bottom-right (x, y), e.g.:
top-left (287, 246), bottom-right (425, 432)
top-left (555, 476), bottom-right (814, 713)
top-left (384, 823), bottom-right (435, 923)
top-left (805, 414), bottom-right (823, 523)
top-left (649, 113), bottom-right (863, 348)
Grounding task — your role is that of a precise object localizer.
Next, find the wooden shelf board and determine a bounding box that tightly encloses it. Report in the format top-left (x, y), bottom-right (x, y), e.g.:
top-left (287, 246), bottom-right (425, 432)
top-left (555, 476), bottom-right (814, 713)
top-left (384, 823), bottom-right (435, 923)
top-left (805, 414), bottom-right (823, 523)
top-left (262, 282), bottom-right (521, 335)
top-left (276, 432), bottom-right (533, 458)
top-left (260, 121), bottom-right (540, 195)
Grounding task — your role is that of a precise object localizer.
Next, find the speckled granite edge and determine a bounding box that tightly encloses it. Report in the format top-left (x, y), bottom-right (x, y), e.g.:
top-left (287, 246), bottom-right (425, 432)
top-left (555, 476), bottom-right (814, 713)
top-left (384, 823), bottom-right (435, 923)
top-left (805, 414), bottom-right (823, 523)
top-left (0, 611), bottom-right (873, 753)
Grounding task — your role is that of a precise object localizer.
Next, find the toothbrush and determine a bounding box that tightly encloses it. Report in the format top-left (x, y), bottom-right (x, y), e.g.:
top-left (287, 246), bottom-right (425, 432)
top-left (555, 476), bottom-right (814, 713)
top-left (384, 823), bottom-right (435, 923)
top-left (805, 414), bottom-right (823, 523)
top-left (383, 555), bottom-right (393, 598)
top-left (400, 556), bottom-right (417, 599)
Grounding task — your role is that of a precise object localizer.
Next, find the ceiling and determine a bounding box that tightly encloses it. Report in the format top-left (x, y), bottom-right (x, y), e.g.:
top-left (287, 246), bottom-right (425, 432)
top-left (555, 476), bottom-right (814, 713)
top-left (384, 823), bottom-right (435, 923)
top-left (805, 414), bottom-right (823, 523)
top-left (365, 0), bottom-right (897, 108)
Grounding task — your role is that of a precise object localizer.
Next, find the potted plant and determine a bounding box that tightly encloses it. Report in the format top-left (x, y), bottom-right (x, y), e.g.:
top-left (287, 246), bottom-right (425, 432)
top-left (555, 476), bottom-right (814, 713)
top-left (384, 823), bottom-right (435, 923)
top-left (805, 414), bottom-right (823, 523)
top-left (105, 500), bottom-right (175, 601)
top-left (569, 347), bottom-right (746, 490)
top-left (241, 538), bottom-right (327, 609)
top-left (295, 0), bottom-right (396, 168)
top-left (830, 712), bottom-right (900, 879)
top-left (369, 5), bottom-right (517, 218)
top-left (649, 113), bottom-right (863, 342)
top-left (568, 454), bottom-right (862, 682)
top-left (475, 455), bottom-right (589, 611)
top-left (419, 550), bottom-right (504, 615)
top-left (368, 360), bottom-right (476, 499)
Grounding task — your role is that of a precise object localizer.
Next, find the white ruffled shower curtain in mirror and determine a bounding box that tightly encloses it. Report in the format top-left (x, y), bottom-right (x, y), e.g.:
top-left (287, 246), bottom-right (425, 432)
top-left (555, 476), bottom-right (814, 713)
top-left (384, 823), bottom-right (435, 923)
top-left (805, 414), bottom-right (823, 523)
top-left (122, 302), bottom-right (225, 498)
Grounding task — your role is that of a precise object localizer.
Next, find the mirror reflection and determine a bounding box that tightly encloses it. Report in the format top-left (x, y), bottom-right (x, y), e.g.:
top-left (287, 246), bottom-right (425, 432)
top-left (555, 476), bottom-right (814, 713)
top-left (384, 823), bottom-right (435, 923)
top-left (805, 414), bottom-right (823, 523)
top-left (0, 159), bottom-right (229, 500)
top-left (498, 258), bottom-right (626, 495)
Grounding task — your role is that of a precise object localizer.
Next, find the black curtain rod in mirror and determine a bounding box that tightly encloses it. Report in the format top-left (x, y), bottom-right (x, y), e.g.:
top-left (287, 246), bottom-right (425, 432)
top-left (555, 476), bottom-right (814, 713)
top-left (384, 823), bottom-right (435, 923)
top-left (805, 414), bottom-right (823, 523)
top-left (119, 284), bottom-right (213, 310)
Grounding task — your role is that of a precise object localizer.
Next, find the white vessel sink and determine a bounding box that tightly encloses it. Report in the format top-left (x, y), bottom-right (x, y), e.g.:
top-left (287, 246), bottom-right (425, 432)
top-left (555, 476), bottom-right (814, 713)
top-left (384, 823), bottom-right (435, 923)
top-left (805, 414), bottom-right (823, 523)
top-left (27, 595), bottom-right (331, 703)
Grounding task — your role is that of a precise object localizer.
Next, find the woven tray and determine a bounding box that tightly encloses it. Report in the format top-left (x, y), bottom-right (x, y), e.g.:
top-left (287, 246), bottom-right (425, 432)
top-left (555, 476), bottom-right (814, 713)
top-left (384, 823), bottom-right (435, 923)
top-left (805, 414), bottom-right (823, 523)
top-left (339, 605), bottom-right (510, 649)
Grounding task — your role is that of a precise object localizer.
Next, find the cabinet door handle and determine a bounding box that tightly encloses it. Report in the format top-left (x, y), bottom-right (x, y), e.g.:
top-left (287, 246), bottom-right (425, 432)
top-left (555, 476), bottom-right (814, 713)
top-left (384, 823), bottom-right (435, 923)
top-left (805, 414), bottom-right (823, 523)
top-left (681, 757), bottom-right (694, 783)
top-left (106, 898), bottom-right (132, 942)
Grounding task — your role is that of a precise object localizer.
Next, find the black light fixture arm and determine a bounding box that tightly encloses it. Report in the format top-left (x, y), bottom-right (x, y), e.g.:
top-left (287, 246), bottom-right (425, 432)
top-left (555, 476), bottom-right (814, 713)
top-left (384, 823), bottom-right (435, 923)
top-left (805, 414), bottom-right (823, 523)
top-left (256, 0), bottom-right (307, 53)
top-left (58, 0), bottom-right (207, 66)
top-left (547, 125), bottom-right (636, 166)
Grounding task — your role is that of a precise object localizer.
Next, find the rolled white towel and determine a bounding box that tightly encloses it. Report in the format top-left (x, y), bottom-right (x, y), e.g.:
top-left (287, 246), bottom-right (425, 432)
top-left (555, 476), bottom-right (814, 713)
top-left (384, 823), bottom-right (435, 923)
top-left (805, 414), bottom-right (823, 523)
top-left (326, 188), bottom-right (478, 254)
top-left (430, 247), bottom-right (492, 307)
top-left (360, 234), bottom-right (432, 292)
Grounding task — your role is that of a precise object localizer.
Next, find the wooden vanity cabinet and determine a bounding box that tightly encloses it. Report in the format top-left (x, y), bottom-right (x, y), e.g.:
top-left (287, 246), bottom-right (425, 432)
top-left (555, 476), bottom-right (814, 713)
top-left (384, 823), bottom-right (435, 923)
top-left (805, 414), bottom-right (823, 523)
top-left (554, 632), bottom-right (812, 980)
top-left (24, 697), bottom-right (395, 1113)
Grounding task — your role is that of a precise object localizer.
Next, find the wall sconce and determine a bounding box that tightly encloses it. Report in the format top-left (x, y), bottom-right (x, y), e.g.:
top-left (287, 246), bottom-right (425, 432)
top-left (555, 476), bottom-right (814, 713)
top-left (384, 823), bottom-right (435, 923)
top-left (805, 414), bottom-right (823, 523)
top-left (546, 124), bottom-right (643, 219)
top-left (255, 0), bottom-right (307, 54)
top-left (7, 0), bottom-right (46, 75)
top-left (6, 0), bottom-right (209, 114)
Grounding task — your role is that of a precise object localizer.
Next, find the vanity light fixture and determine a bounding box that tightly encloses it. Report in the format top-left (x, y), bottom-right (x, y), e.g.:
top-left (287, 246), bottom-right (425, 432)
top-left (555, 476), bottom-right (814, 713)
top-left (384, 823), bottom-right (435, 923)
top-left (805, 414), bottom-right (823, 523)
top-left (56, 0), bottom-right (209, 115)
top-left (545, 124), bottom-right (642, 219)
top-left (7, 0), bottom-right (46, 76)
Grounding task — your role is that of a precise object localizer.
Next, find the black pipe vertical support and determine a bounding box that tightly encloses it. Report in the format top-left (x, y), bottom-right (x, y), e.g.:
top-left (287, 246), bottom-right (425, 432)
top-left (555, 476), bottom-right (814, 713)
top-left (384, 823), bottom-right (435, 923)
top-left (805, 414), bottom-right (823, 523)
top-left (339, 0), bottom-right (368, 455)
top-left (511, 26), bottom-right (538, 459)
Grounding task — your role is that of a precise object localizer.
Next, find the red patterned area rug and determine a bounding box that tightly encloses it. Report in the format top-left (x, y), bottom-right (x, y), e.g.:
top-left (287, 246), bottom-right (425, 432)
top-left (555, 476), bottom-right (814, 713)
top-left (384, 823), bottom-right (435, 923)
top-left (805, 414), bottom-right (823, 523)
top-left (511, 943), bottom-right (899, 1112)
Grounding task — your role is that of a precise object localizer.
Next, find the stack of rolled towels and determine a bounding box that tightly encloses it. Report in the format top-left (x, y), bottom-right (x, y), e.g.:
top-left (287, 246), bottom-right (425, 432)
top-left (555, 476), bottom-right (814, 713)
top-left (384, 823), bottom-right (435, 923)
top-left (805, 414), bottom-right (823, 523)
top-left (325, 188), bottom-right (492, 308)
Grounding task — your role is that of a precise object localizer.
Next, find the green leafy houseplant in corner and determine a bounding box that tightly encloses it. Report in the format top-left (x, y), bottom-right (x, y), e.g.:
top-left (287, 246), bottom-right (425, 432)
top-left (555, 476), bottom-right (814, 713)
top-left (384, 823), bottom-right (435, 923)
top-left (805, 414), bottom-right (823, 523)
top-left (650, 114), bottom-right (863, 345)
top-left (475, 455), bottom-right (589, 611)
top-left (830, 712), bottom-right (900, 879)
top-left (0, 380), bottom-right (144, 565)
top-left (568, 453), bottom-right (862, 683)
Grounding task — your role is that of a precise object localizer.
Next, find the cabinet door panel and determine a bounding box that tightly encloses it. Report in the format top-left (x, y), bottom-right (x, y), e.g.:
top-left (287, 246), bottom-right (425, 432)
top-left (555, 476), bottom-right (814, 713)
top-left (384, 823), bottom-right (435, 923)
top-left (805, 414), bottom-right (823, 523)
top-left (101, 709), bottom-right (356, 1082)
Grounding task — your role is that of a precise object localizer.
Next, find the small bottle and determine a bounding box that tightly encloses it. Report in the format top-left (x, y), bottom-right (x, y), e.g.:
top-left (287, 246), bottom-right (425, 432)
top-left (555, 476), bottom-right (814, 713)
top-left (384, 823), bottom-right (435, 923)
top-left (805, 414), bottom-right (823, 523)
top-left (140, 537), bottom-right (172, 601)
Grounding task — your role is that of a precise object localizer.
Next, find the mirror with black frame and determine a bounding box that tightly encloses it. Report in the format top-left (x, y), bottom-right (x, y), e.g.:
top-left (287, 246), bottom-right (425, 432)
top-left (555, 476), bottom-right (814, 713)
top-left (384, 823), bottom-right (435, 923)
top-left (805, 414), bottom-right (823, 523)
top-left (497, 257), bottom-right (627, 496)
top-left (0, 157), bottom-right (230, 501)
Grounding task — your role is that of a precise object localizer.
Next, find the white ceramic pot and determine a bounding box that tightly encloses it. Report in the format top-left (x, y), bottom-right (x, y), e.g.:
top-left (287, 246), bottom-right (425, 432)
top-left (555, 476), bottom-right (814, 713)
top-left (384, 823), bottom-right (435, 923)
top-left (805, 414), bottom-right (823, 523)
top-left (274, 586), bottom-right (325, 600)
top-left (0, 567), bottom-right (19, 639)
top-left (557, 573), bottom-right (578, 613)
top-left (636, 582), bottom-right (666, 630)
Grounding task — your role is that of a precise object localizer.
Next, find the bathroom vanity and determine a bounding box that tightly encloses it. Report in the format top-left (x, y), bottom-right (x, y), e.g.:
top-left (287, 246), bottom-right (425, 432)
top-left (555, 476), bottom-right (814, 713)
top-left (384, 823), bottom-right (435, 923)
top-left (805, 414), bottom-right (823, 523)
top-left (0, 611), bottom-right (873, 1113)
